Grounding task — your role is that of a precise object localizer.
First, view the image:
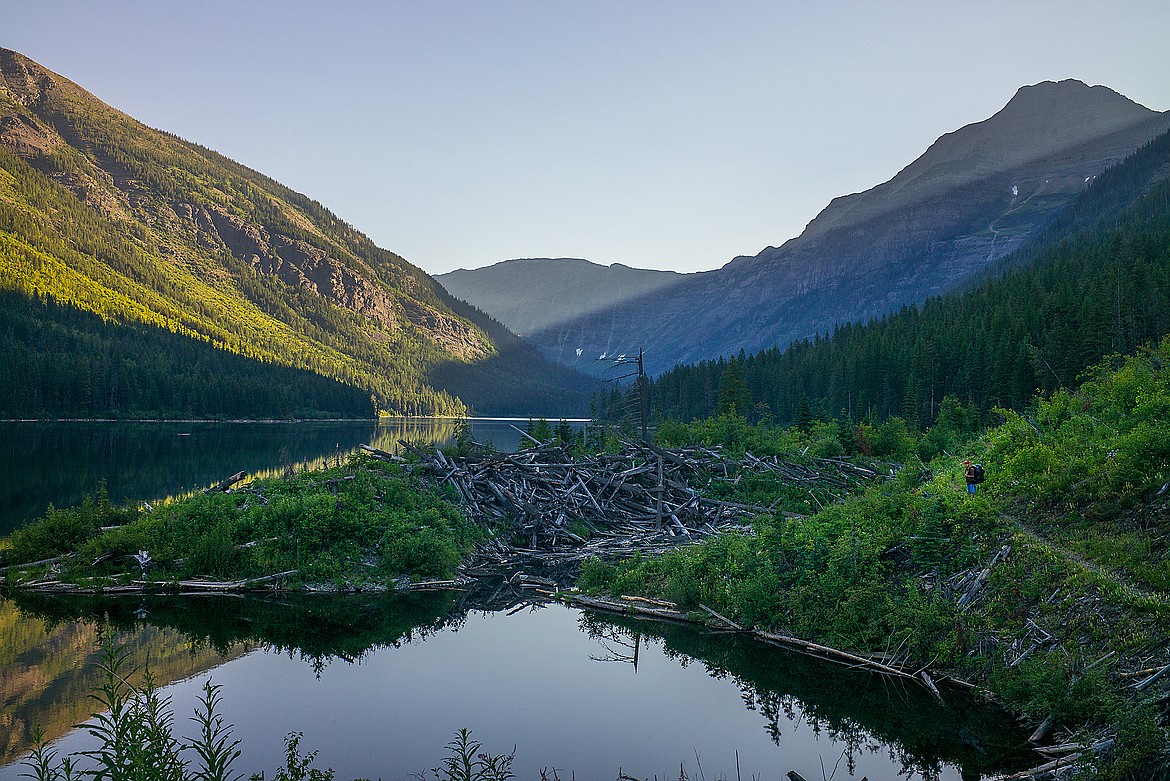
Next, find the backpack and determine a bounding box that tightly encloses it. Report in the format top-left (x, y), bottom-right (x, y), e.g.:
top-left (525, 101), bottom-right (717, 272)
top-left (972, 464), bottom-right (985, 484)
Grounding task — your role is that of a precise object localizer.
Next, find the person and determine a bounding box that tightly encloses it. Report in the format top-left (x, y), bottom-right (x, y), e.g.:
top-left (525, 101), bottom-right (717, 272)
top-left (964, 459), bottom-right (978, 495)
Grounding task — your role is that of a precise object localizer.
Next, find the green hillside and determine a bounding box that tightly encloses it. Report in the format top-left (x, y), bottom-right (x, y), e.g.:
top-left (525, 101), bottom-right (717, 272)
top-left (586, 337), bottom-right (1170, 776)
top-left (0, 48), bottom-right (589, 418)
top-left (650, 129), bottom-right (1170, 428)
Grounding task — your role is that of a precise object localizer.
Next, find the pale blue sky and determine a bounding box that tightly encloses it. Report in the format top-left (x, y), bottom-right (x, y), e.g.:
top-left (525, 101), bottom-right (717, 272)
top-left (4, 1), bottom-right (1169, 274)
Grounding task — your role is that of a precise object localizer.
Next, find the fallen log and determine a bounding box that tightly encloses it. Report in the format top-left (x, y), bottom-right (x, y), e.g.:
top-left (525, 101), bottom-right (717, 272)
top-left (919, 670), bottom-right (943, 702)
top-left (0, 554), bottom-right (70, 574)
top-left (755, 630), bottom-right (918, 681)
top-left (1133, 662), bottom-right (1170, 692)
top-left (957, 544), bottom-right (1012, 609)
top-left (700, 602), bottom-right (745, 631)
top-left (995, 738), bottom-right (1113, 780)
top-left (171, 569), bottom-right (300, 592)
top-left (205, 471), bottom-right (247, 494)
top-left (359, 444), bottom-right (403, 461)
top-left (569, 594), bottom-right (691, 622)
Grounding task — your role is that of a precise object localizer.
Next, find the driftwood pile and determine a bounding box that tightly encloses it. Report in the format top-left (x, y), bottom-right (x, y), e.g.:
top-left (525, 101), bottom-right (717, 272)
top-left (375, 437), bottom-right (882, 572)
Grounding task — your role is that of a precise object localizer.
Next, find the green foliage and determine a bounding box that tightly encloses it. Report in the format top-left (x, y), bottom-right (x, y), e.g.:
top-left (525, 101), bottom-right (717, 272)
top-left (189, 680), bottom-right (243, 781)
top-left (716, 358), bottom-right (750, 416)
top-left (593, 343), bottom-right (1170, 775)
top-left (20, 637), bottom-right (241, 781)
top-left (424, 729), bottom-right (515, 781)
top-left (380, 526), bottom-right (461, 578)
top-left (525, 417), bottom-right (553, 443)
top-left (6, 494), bottom-right (116, 564)
top-left (989, 656), bottom-right (1118, 726)
top-left (992, 339), bottom-right (1170, 500)
top-left (79, 640), bottom-right (187, 781)
top-left (5, 456), bottom-right (480, 587)
top-left (654, 412), bottom-right (806, 456)
top-left (856, 417), bottom-right (916, 459)
top-left (1103, 704), bottom-right (1168, 781)
top-left (0, 290), bottom-right (375, 419)
top-left (249, 733), bottom-right (334, 781)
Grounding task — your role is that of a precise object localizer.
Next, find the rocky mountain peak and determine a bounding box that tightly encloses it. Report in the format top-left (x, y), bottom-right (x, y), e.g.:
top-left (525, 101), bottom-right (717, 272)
top-left (781, 79), bottom-right (1165, 251)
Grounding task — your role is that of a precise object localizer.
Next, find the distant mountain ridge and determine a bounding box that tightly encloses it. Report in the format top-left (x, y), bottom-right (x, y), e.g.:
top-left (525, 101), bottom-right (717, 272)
top-left (650, 125), bottom-right (1170, 426)
top-left (438, 258), bottom-right (682, 336)
top-left (0, 47), bottom-right (589, 417)
top-left (443, 80), bottom-right (1170, 376)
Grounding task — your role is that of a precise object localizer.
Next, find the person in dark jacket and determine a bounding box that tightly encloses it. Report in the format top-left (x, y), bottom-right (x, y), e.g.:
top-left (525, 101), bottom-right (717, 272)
top-left (964, 460), bottom-right (978, 495)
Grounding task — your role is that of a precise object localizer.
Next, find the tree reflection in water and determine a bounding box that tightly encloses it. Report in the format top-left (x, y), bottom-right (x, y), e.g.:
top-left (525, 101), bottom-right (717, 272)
top-left (5, 586), bottom-right (1034, 780)
top-left (577, 613), bottom-right (1033, 781)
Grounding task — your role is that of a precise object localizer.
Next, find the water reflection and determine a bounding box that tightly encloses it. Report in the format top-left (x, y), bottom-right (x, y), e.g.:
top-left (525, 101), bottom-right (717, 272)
top-left (0, 597), bottom-right (248, 765)
top-left (578, 615), bottom-right (1034, 781)
top-left (0, 588), bottom-right (1035, 780)
top-left (0, 418), bottom-right (575, 535)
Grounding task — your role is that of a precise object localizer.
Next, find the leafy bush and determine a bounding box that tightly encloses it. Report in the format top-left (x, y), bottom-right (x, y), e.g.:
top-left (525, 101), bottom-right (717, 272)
top-left (3, 456), bottom-right (479, 587)
top-left (8, 503), bottom-right (101, 564)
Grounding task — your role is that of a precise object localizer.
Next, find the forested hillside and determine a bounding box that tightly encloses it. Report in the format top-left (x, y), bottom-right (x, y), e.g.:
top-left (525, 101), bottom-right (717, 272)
top-left (650, 129), bottom-right (1170, 427)
top-left (0, 291), bottom-right (373, 418)
top-left (0, 48), bottom-right (590, 418)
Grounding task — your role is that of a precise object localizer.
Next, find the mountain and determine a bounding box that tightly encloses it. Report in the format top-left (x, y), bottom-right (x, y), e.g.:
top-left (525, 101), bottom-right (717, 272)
top-left (445, 80), bottom-right (1170, 376)
top-left (437, 258), bottom-right (682, 337)
top-left (650, 126), bottom-right (1170, 426)
top-left (0, 48), bottom-right (590, 418)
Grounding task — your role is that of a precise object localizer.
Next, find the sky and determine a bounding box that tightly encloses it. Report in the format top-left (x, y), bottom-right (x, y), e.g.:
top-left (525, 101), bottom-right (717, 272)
top-left (4, 1), bottom-right (1170, 275)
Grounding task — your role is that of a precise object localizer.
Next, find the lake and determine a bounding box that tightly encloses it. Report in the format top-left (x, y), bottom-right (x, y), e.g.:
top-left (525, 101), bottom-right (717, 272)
top-left (0, 420), bottom-right (1038, 780)
top-left (0, 418), bottom-right (577, 536)
top-left (0, 590), bottom-right (1036, 780)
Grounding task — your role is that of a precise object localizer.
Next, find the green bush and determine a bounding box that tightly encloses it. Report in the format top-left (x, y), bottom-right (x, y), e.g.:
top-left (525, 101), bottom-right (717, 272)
top-left (7, 503), bottom-right (100, 564)
top-left (381, 528), bottom-right (461, 578)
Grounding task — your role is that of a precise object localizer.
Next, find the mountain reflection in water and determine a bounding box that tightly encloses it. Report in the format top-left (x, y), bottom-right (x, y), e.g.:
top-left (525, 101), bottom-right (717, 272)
top-left (0, 587), bottom-right (1035, 780)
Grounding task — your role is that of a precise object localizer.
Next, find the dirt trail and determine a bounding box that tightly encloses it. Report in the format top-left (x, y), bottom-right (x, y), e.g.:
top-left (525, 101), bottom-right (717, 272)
top-left (1007, 514), bottom-right (1169, 607)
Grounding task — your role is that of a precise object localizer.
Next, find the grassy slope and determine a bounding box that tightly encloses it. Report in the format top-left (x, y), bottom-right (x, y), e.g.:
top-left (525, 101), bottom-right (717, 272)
top-left (583, 341), bottom-right (1170, 777)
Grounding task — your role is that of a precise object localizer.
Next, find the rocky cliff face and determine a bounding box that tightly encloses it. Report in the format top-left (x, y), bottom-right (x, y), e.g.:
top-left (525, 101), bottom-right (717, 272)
top-left (492, 80), bottom-right (1170, 375)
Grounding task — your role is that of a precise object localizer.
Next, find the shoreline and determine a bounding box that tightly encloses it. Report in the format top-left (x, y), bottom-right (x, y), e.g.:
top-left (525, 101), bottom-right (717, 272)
top-left (0, 415), bottom-right (593, 424)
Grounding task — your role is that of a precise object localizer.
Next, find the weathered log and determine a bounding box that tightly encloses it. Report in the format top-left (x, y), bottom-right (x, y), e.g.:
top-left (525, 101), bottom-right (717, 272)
top-left (700, 603), bottom-right (745, 631)
top-left (1028, 715), bottom-right (1054, 744)
top-left (1134, 662), bottom-right (1170, 692)
top-left (996, 738), bottom-right (1113, 779)
top-left (569, 594), bottom-right (691, 622)
top-left (0, 554), bottom-right (70, 574)
top-left (359, 443), bottom-right (403, 461)
top-left (172, 569), bottom-right (300, 592)
top-left (205, 471), bottom-right (247, 494)
top-left (958, 544), bottom-right (1012, 609)
top-left (919, 670), bottom-right (943, 702)
top-left (755, 630), bottom-right (917, 681)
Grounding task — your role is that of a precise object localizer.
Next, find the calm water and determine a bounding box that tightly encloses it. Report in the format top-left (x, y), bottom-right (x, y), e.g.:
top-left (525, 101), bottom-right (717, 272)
top-left (0, 421), bottom-right (1037, 779)
top-left (0, 591), bottom-right (1036, 781)
top-left (0, 418), bottom-right (573, 535)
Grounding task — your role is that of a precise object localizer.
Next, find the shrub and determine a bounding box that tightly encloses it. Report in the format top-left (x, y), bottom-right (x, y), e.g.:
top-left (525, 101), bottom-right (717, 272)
top-left (7, 502), bottom-right (100, 564)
